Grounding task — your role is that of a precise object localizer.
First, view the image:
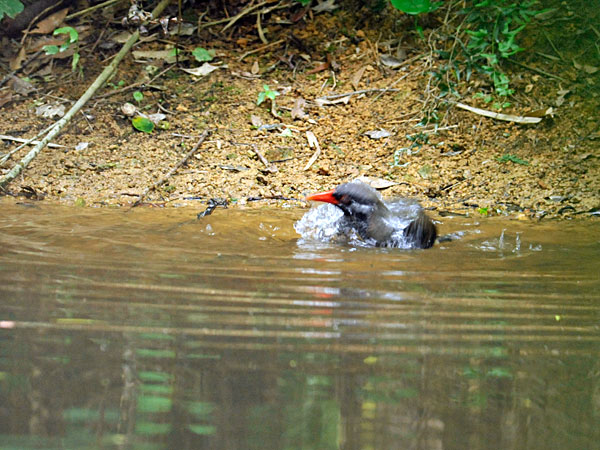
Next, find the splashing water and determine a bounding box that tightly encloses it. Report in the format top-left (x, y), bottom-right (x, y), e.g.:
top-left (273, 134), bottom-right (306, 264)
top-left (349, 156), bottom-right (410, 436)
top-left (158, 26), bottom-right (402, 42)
top-left (294, 199), bottom-right (428, 249)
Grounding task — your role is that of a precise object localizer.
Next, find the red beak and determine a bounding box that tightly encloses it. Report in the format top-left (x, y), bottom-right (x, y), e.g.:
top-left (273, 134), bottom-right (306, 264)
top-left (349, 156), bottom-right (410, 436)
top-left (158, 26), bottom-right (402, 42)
top-left (306, 189), bottom-right (338, 204)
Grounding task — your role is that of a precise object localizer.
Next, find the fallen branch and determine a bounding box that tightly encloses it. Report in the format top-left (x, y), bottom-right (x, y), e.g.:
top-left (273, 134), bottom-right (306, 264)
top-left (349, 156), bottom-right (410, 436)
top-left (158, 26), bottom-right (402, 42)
top-left (455, 102), bottom-right (542, 124)
top-left (0, 0), bottom-right (171, 190)
top-left (131, 130), bottom-right (210, 208)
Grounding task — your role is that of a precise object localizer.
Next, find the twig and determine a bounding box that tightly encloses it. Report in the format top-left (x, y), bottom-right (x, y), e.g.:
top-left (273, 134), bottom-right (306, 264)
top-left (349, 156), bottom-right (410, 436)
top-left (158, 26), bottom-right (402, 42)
top-left (238, 39), bottom-right (285, 61)
top-left (251, 144), bottom-right (277, 172)
top-left (222, 0), bottom-right (269, 32)
top-left (256, 10), bottom-right (268, 44)
top-left (370, 72), bottom-right (411, 104)
top-left (0, 135), bottom-right (66, 149)
top-left (317, 88), bottom-right (400, 101)
top-left (455, 102), bottom-right (542, 124)
top-left (94, 64), bottom-right (176, 99)
top-left (66, 0), bottom-right (123, 20)
top-left (508, 58), bottom-right (568, 82)
top-left (0, 0), bottom-right (172, 190)
top-left (132, 130), bottom-right (210, 208)
top-left (0, 123), bottom-right (55, 165)
top-left (303, 131), bottom-right (321, 171)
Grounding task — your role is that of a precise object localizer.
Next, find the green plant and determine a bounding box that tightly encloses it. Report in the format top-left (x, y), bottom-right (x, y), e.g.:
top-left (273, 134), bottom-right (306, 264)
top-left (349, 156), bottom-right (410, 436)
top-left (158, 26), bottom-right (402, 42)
top-left (43, 26), bottom-right (80, 71)
top-left (389, 0), bottom-right (441, 15)
top-left (462, 0), bottom-right (541, 97)
top-left (392, 132), bottom-right (429, 166)
top-left (192, 47), bottom-right (215, 62)
top-left (133, 91), bottom-right (144, 103)
top-left (497, 154), bottom-right (529, 165)
top-left (0, 0), bottom-right (23, 20)
top-left (257, 84), bottom-right (279, 106)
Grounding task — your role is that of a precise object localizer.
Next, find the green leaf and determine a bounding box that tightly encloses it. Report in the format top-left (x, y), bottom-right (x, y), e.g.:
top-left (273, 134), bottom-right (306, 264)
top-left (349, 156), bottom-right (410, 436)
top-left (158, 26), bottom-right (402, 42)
top-left (133, 91), bottom-right (144, 103)
top-left (0, 0), bottom-right (24, 20)
top-left (257, 91), bottom-right (266, 105)
top-left (132, 116), bottom-right (155, 133)
top-left (192, 47), bottom-right (214, 62)
top-left (390, 0), bottom-right (441, 15)
top-left (43, 45), bottom-right (59, 55)
top-left (189, 424), bottom-right (216, 435)
top-left (497, 154), bottom-right (529, 165)
top-left (54, 26), bottom-right (78, 44)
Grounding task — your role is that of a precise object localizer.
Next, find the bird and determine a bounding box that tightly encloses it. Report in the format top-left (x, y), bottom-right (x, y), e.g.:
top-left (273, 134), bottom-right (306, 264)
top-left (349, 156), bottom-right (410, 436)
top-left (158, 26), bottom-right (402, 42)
top-left (306, 181), bottom-right (437, 249)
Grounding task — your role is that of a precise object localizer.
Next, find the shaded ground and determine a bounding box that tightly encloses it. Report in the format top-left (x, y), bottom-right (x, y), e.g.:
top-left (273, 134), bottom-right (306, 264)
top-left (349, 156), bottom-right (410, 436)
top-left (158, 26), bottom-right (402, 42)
top-left (1, 1), bottom-right (598, 219)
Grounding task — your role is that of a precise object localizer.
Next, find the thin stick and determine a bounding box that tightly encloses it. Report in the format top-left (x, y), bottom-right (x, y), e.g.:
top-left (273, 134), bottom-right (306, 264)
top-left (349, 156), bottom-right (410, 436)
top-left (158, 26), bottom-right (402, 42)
top-left (317, 88), bottom-right (400, 101)
top-left (0, 135), bottom-right (66, 149)
top-left (251, 144), bottom-right (277, 172)
top-left (0, 123), bottom-right (55, 165)
top-left (238, 39), bottom-right (285, 61)
top-left (131, 130), bottom-right (210, 208)
top-left (0, 0), bottom-right (172, 190)
top-left (94, 64), bottom-right (176, 99)
top-left (222, 0), bottom-right (269, 32)
top-left (66, 0), bottom-right (123, 20)
top-left (508, 58), bottom-right (568, 82)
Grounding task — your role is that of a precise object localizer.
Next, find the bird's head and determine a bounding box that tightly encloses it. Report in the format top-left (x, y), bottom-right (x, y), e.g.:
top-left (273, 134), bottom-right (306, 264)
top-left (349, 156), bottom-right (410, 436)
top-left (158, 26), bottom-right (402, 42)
top-left (306, 182), bottom-right (388, 223)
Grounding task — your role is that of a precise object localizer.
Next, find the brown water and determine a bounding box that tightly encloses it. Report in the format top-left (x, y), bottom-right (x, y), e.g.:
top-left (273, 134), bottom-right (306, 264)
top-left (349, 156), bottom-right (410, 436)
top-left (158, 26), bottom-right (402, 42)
top-left (1, 201), bottom-right (599, 450)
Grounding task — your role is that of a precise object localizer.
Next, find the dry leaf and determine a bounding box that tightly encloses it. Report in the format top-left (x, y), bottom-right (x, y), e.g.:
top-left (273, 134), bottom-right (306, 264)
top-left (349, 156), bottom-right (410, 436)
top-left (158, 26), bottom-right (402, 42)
top-left (250, 115), bottom-right (263, 128)
top-left (0, 91), bottom-right (13, 108)
top-left (291, 97), bottom-right (308, 120)
top-left (364, 129), bottom-right (392, 139)
top-left (380, 55), bottom-right (404, 69)
top-left (9, 46), bottom-right (26, 71)
top-left (180, 63), bottom-right (221, 77)
top-left (31, 8), bottom-right (69, 34)
top-left (355, 175), bottom-right (397, 189)
top-left (350, 66), bottom-right (367, 90)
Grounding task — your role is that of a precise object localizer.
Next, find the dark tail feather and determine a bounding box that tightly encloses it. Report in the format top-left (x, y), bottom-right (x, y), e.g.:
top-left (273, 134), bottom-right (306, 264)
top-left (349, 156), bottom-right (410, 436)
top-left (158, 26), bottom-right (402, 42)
top-left (404, 211), bottom-right (437, 249)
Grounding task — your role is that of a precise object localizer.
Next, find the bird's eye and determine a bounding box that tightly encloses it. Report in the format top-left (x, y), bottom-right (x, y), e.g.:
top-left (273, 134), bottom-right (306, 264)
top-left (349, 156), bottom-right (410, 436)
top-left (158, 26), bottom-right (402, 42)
top-left (339, 194), bottom-right (350, 204)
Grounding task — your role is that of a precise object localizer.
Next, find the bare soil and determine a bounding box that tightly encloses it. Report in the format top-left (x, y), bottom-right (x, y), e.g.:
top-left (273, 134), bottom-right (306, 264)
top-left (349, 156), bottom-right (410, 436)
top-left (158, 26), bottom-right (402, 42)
top-left (1, 2), bottom-right (598, 219)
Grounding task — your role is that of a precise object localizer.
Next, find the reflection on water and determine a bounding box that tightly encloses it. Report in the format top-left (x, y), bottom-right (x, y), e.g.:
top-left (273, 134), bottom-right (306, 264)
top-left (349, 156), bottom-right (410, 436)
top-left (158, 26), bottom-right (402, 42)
top-left (0, 200), bottom-right (599, 449)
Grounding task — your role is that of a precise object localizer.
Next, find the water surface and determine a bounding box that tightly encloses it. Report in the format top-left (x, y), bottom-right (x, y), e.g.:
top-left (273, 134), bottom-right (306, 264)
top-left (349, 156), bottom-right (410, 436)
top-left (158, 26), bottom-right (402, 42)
top-left (1, 200), bottom-right (599, 449)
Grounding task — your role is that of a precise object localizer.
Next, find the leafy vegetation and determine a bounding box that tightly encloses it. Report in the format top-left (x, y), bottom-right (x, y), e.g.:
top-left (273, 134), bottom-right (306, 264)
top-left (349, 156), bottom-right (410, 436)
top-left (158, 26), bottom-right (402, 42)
top-left (43, 27), bottom-right (80, 72)
top-left (256, 84), bottom-right (280, 106)
top-left (0, 0), bottom-right (23, 20)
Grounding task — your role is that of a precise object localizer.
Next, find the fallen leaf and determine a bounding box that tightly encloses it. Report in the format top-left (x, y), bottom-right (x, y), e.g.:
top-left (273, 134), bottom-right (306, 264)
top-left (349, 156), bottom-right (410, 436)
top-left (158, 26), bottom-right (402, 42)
top-left (132, 116), bottom-right (154, 133)
top-left (9, 46), bottom-right (26, 71)
top-left (36, 103), bottom-right (65, 118)
top-left (312, 0), bottom-right (339, 13)
top-left (364, 129), bottom-right (392, 139)
top-left (147, 113), bottom-right (166, 124)
top-left (250, 115), bottom-right (263, 128)
top-left (10, 76), bottom-right (35, 95)
top-left (291, 97), bottom-right (308, 120)
top-left (181, 63), bottom-right (221, 77)
top-left (30, 8), bottom-right (69, 34)
top-left (0, 91), bottom-right (13, 108)
top-left (355, 175), bottom-right (397, 189)
top-left (380, 54), bottom-right (404, 69)
top-left (350, 66), bottom-right (367, 90)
